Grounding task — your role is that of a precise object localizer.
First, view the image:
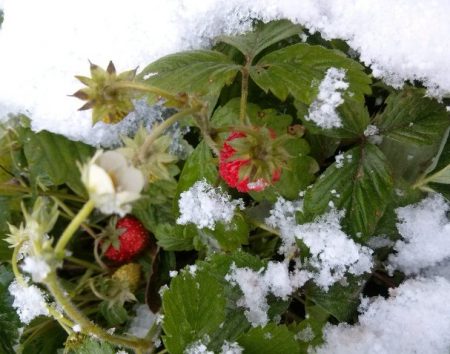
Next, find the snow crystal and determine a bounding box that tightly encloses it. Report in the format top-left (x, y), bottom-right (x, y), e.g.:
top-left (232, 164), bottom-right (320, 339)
top-left (334, 153), bottom-right (345, 168)
top-left (21, 256), bottom-right (51, 282)
top-left (267, 197), bottom-right (372, 290)
top-left (72, 324), bottom-right (81, 333)
top-left (127, 304), bottom-right (157, 338)
top-left (185, 340), bottom-right (214, 354)
top-left (8, 280), bottom-right (49, 324)
top-left (294, 326), bottom-right (315, 342)
top-left (363, 124), bottom-right (379, 137)
top-left (177, 180), bottom-right (244, 230)
top-left (305, 67), bottom-right (348, 129)
top-left (295, 210), bottom-right (373, 289)
top-left (225, 261), bottom-right (310, 327)
top-left (265, 197), bottom-right (303, 257)
top-left (316, 277), bottom-right (450, 354)
top-left (221, 341), bottom-right (243, 354)
top-left (388, 194), bottom-right (450, 275)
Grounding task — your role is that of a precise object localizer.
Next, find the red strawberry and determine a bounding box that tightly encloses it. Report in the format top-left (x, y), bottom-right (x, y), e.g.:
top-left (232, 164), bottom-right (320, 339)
top-left (104, 216), bottom-right (149, 263)
top-left (219, 129), bottom-right (283, 193)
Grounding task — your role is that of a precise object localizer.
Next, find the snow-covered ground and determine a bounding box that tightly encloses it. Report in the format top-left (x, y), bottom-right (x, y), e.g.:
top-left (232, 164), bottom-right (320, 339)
top-left (0, 0), bottom-right (449, 146)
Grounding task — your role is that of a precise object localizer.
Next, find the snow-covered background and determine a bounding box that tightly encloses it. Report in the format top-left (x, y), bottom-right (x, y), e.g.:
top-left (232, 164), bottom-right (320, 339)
top-left (0, 0), bottom-right (449, 146)
top-left (1, 1), bottom-right (450, 352)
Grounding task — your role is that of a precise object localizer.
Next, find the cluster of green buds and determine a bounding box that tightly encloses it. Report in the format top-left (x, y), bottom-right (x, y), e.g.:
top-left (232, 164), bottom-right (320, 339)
top-left (73, 61), bottom-right (137, 124)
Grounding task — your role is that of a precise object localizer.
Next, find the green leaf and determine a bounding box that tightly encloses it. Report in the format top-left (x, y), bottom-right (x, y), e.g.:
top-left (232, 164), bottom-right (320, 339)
top-left (237, 324), bottom-right (300, 354)
top-left (162, 270), bottom-right (226, 354)
top-left (304, 144), bottom-right (393, 239)
top-left (304, 275), bottom-right (367, 322)
top-left (176, 140), bottom-right (218, 197)
top-left (132, 179), bottom-right (178, 231)
top-left (197, 252), bottom-right (290, 349)
top-left (250, 43), bottom-right (371, 104)
top-left (195, 213), bottom-right (249, 251)
top-left (139, 50), bottom-right (240, 109)
top-left (100, 301), bottom-right (128, 327)
top-left (20, 318), bottom-right (66, 354)
top-left (0, 266), bottom-right (21, 354)
top-left (153, 223), bottom-right (195, 251)
top-left (68, 337), bottom-right (115, 354)
top-left (218, 20), bottom-right (303, 59)
top-left (22, 129), bottom-right (93, 196)
top-left (211, 97), bottom-right (292, 136)
top-left (290, 305), bottom-right (329, 352)
top-left (374, 88), bottom-right (450, 145)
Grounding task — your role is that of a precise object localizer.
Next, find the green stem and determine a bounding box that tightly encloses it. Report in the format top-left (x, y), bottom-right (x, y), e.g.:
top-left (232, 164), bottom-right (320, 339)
top-left (0, 183), bottom-right (85, 202)
top-left (240, 57), bottom-right (251, 124)
top-left (45, 272), bottom-right (152, 352)
top-left (54, 199), bottom-right (95, 259)
top-left (137, 106), bottom-right (201, 163)
top-left (11, 244), bottom-right (27, 286)
top-left (111, 81), bottom-right (182, 103)
top-left (66, 256), bottom-right (104, 272)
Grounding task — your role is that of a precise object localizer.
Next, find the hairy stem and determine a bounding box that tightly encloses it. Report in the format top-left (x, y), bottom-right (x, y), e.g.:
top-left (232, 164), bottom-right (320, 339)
top-left (137, 106), bottom-right (200, 163)
top-left (54, 199), bottom-right (95, 259)
top-left (11, 244), bottom-right (27, 286)
top-left (45, 272), bottom-right (153, 352)
top-left (111, 81), bottom-right (183, 104)
top-left (240, 56), bottom-right (251, 124)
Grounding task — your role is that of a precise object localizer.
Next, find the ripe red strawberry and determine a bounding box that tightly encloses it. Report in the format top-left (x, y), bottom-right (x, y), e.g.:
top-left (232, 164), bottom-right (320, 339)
top-left (219, 129), bottom-right (283, 193)
top-left (104, 216), bottom-right (149, 263)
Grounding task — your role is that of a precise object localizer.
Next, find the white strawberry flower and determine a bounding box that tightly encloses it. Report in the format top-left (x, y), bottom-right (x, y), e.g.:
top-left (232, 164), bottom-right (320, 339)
top-left (80, 150), bottom-right (145, 216)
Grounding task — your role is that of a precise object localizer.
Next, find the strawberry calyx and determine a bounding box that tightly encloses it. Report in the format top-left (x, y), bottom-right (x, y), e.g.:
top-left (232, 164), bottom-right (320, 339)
top-left (219, 126), bottom-right (290, 192)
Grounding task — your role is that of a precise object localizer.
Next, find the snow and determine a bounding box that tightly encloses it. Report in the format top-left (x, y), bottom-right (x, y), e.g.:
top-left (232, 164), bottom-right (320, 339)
top-left (221, 341), bottom-right (243, 354)
top-left (388, 193), bottom-right (450, 275)
top-left (1, 1), bottom-right (450, 145)
top-left (21, 256), bottom-right (51, 283)
top-left (127, 304), bottom-right (157, 338)
top-left (267, 198), bottom-right (373, 290)
top-left (185, 340), bottom-right (214, 354)
top-left (225, 261), bottom-right (310, 326)
top-left (177, 180), bottom-right (244, 230)
top-left (305, 67), bottom-right (348, 129)
top-left (316, 277), bottom-right (450, 354)
top-left (8, 279), bottom-right (49, 324)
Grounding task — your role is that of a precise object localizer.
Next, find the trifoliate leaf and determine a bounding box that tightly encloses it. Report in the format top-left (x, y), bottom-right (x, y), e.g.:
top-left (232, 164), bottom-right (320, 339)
top-left (162, 270), bottom-right (226, 354)
top-left (218, 20), bottom-right (303, 59)
top-left (374, 88), bottom-right (449, 146)
top-left (304, 144), bottom-right (393, 239)
top-left (139, 50), bottom-right (240, 109)
top-left (250, 43), bottom-right (371, 105)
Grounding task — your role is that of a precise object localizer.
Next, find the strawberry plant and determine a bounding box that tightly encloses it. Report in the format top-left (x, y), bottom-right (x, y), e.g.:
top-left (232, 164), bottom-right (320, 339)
top-left (0, 19), bottom-right (449, 354)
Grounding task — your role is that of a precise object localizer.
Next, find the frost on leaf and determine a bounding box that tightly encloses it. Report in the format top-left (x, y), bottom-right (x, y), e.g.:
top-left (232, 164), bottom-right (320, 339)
top-left (267, 197), bottom-right (373, 290)
top-left (305, 68), bottom-right (349, 129)
top-left (225, 261), bottom-right (310, 327)
top-left (177, 180), bottom-right (244, 230)
top-left (8, 279), bottom-right (49, 324)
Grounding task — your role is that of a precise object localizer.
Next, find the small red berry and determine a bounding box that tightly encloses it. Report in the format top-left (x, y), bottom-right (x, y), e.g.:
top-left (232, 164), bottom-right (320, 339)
top-left (104, 216), bottom-right (149, 263)
top-left (219, 130), bottom-right (282, 193)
